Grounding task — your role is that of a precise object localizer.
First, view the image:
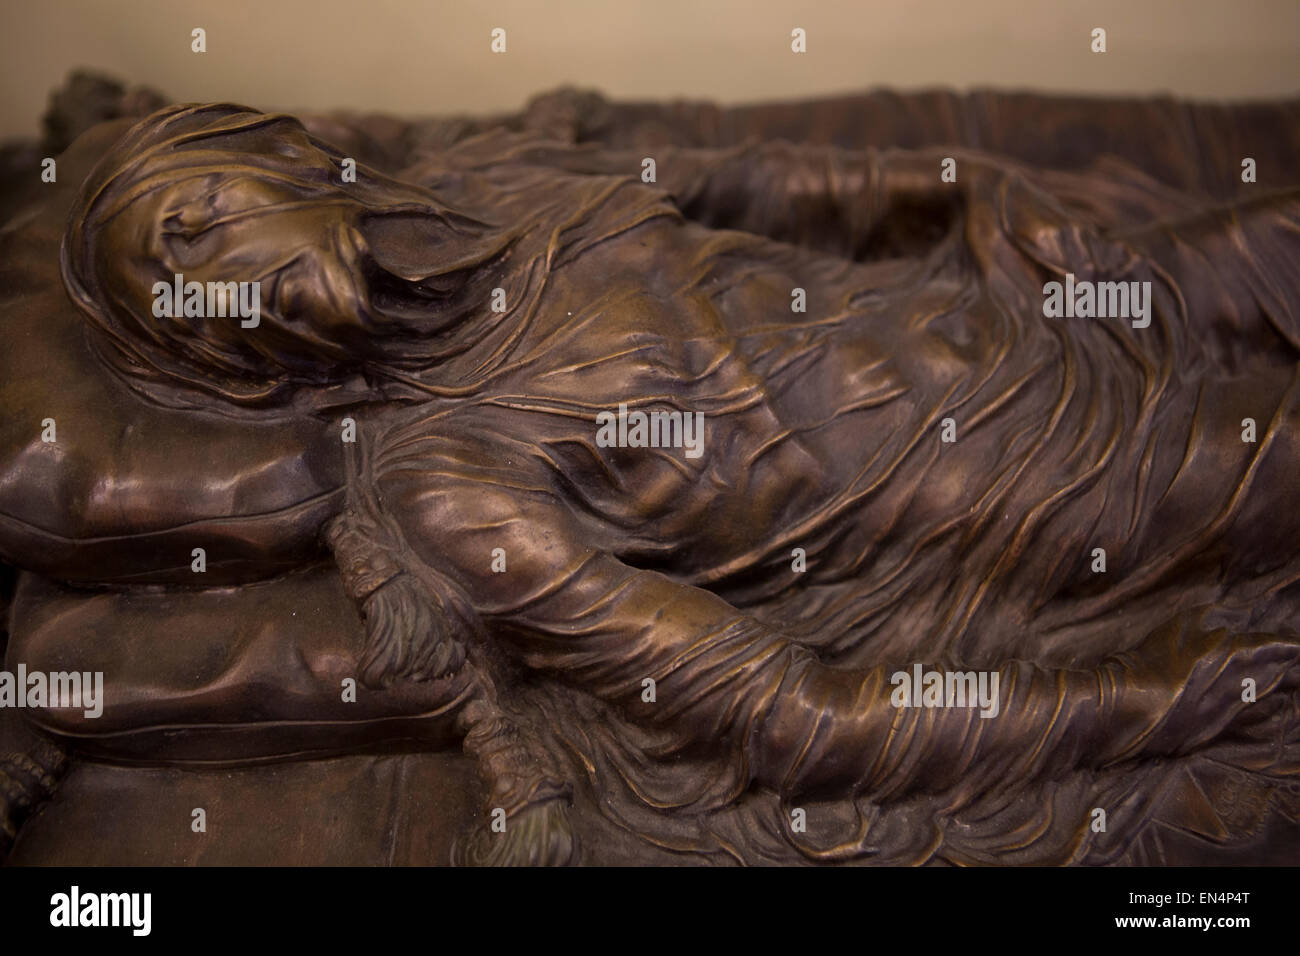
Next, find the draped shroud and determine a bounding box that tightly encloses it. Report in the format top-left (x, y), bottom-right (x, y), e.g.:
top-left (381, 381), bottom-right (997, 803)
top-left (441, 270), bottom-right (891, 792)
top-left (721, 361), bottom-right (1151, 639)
top-left (62, 102), bottom-right (1300, 864)
top-left (358, 134), bottom-right (1300, 864)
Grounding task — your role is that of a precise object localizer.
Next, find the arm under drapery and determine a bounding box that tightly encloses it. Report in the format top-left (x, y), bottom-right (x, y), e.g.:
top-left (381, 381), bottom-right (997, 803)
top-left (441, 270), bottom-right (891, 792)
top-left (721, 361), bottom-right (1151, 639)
top-left (378, 463), bottom-right (1295, 803)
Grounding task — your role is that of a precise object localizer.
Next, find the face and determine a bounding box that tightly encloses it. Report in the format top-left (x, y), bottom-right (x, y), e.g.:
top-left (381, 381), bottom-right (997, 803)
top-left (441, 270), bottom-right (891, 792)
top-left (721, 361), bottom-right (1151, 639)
top-left (102, 162), bottom-right (381, 377)
top-left (73, 107), bottom-right (508, 397)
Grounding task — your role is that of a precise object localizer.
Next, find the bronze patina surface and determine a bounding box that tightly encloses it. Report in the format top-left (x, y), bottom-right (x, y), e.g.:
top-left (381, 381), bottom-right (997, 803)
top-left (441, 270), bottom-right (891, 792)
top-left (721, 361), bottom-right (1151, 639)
top-left (2, 76), bottom-right (1299, 865)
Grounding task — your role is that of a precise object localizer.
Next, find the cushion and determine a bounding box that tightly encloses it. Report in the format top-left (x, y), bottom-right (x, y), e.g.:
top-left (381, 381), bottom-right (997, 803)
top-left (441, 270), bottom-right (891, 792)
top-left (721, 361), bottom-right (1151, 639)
top-left (6, 566), bottom-right (465, 763)
top-left (0, 119), bottom-right (343, 586)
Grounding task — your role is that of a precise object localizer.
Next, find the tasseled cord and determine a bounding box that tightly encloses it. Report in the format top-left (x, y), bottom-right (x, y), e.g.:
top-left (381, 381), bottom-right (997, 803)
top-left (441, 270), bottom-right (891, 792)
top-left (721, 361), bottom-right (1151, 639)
top-left (325, 422), bottom-right (577, 865)
top-left (0, 738), bottom-right (67, 859)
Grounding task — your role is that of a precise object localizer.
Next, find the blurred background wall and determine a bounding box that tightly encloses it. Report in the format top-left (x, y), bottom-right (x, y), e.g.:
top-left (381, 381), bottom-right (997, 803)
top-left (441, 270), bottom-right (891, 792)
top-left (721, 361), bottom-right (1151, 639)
top-left (3, 0), bottom-right (1298, 138)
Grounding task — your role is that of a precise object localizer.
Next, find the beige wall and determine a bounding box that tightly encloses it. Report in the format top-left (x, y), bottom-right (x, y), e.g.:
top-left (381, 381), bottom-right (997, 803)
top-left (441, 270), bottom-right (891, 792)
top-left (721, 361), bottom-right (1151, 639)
top-left (4, 0), bottom-right (1298, 139)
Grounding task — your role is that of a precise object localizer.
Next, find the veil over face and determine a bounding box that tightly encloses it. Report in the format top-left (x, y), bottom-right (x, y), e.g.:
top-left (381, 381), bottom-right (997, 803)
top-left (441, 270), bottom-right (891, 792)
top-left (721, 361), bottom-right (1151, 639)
top-left (61, 104), bottom-right (519, 410)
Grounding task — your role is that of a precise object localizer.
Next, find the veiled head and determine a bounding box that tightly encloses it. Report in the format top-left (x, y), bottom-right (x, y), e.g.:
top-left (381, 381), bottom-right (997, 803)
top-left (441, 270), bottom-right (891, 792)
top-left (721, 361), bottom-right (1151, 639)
top-left (62, 104), bottom-right (510, 407)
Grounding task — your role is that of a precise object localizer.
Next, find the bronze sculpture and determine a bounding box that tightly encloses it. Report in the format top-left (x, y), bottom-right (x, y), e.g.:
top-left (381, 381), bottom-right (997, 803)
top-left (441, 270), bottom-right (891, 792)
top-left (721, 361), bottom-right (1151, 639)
top-left (2, 80), bottom-right (1299, 865)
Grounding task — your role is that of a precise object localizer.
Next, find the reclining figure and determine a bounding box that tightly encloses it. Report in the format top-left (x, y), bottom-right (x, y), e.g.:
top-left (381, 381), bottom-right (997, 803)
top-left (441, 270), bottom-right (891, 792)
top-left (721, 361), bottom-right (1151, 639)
top-left (7, 101), bottom-right (1300, 864)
